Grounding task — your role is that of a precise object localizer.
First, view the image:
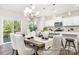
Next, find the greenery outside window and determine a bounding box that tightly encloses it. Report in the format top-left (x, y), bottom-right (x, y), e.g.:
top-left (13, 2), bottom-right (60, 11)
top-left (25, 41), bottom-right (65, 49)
top-left (3, 19), bottom-right (21, 43)
top-left (14, 20), bottom-right (21, 33)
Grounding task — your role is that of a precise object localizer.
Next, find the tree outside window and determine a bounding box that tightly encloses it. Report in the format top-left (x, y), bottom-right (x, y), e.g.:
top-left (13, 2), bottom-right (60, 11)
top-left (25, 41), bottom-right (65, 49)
top-left (3, 19), bottom-right (21, 43)
top-left (14, 20), bottom-right (21, 33)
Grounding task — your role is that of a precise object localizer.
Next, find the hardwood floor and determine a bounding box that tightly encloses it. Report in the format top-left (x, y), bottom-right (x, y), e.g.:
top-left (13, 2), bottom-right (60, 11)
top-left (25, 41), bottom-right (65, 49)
top-left (0, 43), bottom-right (79, 55)
top-left (60, 48), bottom-right (79, 55)
top-left (0, 43), bottom-right (16, 55)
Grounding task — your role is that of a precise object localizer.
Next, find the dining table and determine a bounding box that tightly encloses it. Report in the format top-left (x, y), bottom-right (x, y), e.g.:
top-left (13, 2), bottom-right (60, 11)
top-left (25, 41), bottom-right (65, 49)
top-left (24, 37), bottom-right (45, 55)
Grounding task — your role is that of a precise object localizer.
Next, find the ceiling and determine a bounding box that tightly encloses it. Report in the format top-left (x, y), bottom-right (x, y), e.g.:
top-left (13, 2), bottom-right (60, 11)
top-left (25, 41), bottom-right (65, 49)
top-left (0, 4), bottom-right (79, 17)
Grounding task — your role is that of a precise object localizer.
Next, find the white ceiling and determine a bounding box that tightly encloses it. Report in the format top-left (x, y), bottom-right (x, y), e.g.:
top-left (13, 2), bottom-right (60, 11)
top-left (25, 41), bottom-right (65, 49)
top-left (0, 4), bottom-right (79, 16)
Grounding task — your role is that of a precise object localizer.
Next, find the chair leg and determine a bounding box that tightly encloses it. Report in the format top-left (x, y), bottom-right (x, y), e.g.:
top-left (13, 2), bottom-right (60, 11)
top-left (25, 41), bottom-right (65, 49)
top-left (65, 41), bottom-right (67, 48)
top-left (12, 49), bottom-right (15, 55)
top-left (61, 40), bottom-right (65, 49)
top-left (12, 49), bottom-right (19, 55)
top-left (73, 42), bottom-right (77, 54)
top-left (16, 50), bottom-right (19, 55)
top-left (68, 42), bottom-right (70, 54)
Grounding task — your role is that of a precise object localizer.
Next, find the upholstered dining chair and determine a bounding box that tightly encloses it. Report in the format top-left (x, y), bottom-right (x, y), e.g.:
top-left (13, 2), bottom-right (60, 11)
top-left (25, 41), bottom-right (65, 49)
top-left (30, 31), bottom-right (36, 37)
top-left (37, 35), bottom-right (62, 55)
top-left (16, 32), bottom-right (21, 34)
top-left (15, 34), bottom-right (35, 55)
top-left (10, 33), bottom-right (18, 55)
top-left (42, 31), bottom-right (49, 38)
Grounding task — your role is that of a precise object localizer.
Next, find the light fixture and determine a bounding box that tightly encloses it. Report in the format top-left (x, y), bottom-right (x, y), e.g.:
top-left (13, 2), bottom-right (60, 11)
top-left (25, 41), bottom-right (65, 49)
top-left (24, 5), bottom-right (40, 20)
top-left (24, 7), bottom-right (29, 14)
top-left (31, 6), bottom-right (35, 10)
top-left (53, 4), bottom-right (56, 6)
top-left (43, 8), bottom-right (46, 10)
top-left (35, 11), bottom-right (40, 16)
top-left (24, 13), bottom-right (26, 16)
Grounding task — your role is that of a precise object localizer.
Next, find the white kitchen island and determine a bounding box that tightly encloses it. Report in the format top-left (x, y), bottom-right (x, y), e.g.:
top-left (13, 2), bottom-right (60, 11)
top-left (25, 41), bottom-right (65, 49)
top-left (49, 31), bottom-right (79, 52)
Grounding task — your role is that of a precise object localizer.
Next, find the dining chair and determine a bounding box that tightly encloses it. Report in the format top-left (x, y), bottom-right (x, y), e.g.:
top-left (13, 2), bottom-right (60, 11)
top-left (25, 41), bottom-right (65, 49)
top-left (37, 35), bottom-right (62, 55)
top-left (42, 31), bottom-right (49, 38)
top-left (15, 34), bottom-right (35, 55)
top-left (30, 31), bottom-right (36, 37)
top-left (16, 32), bottom-right (22, 34)
top-left (10, 33), bottom-right (18, 55)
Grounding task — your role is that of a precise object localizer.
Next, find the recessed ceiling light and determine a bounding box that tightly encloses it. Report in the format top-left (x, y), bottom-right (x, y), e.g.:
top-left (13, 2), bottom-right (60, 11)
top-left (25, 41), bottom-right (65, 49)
top-left (43, 8), bottom-right (46, 10)
top-left (30, 4), bottom-right (33, 6)
top-left (53, 4), bottom-right (56, 6)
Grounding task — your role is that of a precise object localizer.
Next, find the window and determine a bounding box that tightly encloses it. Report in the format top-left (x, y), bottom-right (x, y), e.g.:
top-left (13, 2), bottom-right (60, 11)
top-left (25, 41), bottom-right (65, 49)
top-left (3, 19), bottom-right (13, 43)
top-left (14, 20), bottom-right (21, 33)
top-left (3, 19), bottom-right (21, 43)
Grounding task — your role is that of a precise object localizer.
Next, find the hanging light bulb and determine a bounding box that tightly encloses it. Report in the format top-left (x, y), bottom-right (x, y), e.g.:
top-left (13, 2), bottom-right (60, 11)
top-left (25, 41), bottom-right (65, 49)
top-left (24, 7), bottom-right (30, 14)
top-left (28, 9), bottom-right (32, 13)
top-left (24, 5), bottom-right (40, 19)
top-left (31, 6), bottom-right (35, 10)
top-left (25, 7), bottom-right (30, 11)
top-left (24, 13), bottom-right (26, 16)
top-left (24, 9), bottom-right (27, 14)
top-left (35, 11), bottom-right (40, 16)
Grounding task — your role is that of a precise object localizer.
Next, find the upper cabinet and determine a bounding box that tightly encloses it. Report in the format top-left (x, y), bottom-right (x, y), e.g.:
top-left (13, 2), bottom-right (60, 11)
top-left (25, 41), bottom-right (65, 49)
top-left (44, 16), bottom-right (79, 27)
top-left (62, 16), bottom-right (79, 26)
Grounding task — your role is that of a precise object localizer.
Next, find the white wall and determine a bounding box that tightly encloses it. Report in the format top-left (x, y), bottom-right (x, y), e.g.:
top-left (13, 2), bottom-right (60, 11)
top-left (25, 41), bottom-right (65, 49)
top-left (0, 18), bottom-right (3, 45)
top-left (0, 8), bottom-right (23, 19)
top-left (45, 20), bottom-right (54, 27)
top-left (37, 17), bottom-right (45, 31)
top-left (21, 17), bottom-right (30, 34)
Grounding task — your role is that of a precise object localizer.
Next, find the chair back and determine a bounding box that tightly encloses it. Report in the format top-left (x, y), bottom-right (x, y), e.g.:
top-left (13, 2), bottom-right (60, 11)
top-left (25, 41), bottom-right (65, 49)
top-left (53, 35), bottom-right (62, 50)
top-left (10, 33), bottom-right (16, 49)
top-left (15, 34), bottom-right (35, 55)
top-left (16, 32), bottom-right (21, 34)
top-left (42, 31), bottom-right (48, 38)
top-left (15, 34), bottom-right (27, 54)
top-left (30, 31), bottom-right (36, 37)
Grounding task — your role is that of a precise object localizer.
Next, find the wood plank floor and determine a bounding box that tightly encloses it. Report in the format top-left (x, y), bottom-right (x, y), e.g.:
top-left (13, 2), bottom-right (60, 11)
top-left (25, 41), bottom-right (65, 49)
top-left (0, 43), bottom-right (79, 55)
top-left (0, 43), bottom-right (16, 55)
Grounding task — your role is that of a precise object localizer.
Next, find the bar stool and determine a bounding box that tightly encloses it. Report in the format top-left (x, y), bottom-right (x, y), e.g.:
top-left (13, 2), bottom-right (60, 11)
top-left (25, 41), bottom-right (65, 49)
top-left (65, 38), bottom-right (77, 54)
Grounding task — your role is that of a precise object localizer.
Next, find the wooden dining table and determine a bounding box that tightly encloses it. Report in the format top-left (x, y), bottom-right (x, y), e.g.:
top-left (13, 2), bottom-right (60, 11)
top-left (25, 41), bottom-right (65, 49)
top-left (25, 38), bottom-right (45, 55)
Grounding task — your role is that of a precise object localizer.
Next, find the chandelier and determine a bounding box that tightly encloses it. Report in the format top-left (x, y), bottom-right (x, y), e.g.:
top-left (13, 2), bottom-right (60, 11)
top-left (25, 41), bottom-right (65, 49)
top-left (24, 6), bottom-right (40, 20)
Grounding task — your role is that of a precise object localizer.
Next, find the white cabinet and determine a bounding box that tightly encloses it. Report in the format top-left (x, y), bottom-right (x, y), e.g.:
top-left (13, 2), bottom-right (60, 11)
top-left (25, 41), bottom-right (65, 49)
top-left (63, 16), bottom-right (79, 26)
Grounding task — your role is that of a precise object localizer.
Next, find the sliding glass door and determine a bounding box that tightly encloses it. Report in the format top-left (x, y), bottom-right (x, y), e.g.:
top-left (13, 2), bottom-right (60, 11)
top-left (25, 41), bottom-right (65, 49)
top-left (3, 19), bottom-right (13, 43)
top-left (3, 19), bottom-right (21, 43)
top-left (14, 20), bottom-right (21, 33)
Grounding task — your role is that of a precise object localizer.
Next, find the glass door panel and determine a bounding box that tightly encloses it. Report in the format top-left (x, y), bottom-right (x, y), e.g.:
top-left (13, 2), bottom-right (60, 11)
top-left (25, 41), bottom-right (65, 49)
top-left (3, 19), bottom-right (13, 43)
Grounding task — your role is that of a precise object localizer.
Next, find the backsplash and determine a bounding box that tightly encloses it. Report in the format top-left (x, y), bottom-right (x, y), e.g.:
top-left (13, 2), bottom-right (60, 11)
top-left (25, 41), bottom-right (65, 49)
top-left (63, 26), bottom-right (79, 32)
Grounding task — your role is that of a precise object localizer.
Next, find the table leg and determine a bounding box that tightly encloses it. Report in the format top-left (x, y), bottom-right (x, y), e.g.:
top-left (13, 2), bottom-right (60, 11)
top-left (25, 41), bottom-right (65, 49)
top-left (35, 47), bottom-right (39, 55)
